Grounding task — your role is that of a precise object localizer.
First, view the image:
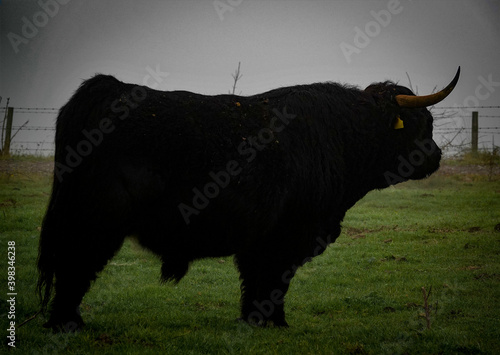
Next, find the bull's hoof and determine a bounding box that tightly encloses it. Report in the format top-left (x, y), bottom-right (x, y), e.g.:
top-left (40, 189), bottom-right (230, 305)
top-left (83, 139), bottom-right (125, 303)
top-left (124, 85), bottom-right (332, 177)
top-left (43, 314), bottom-right (84, 333)
top-left (269, 319), bottom-right (289, 328)
top-left (237, 316), bottom-right (289, 328)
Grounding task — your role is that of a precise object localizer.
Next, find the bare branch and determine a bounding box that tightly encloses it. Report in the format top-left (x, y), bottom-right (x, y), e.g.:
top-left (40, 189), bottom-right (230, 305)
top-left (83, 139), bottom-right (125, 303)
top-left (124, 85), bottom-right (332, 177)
top-left (229, 62), bottom-right (243, 95)
top-left (10, 120), bottom-right (29, 141)
top-left (405, 72), bottom-right (414, 93)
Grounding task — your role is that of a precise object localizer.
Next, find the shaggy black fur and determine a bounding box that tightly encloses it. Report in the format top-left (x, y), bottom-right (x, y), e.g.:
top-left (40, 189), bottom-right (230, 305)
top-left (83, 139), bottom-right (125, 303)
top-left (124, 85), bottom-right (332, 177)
top-left (38, 74), bottom-right (442, 331)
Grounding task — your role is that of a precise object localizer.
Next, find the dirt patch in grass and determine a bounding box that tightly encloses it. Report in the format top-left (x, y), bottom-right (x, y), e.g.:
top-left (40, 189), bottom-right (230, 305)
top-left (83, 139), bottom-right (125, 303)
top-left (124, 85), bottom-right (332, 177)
top-left (438, 163), bottom-right (500, 178)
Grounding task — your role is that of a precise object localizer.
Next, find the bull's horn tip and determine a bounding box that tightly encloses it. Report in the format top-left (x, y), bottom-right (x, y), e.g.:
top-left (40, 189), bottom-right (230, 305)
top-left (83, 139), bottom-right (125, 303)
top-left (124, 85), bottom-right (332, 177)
top-left (450, 66), bottom-right (461, 87)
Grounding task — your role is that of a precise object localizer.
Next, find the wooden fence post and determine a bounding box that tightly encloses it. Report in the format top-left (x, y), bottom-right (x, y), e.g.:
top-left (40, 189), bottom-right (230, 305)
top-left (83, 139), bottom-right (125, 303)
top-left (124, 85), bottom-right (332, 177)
top-left (2, 107), bottom-right (14, 157)
top-left (471, 111), bottom-right (478, 155)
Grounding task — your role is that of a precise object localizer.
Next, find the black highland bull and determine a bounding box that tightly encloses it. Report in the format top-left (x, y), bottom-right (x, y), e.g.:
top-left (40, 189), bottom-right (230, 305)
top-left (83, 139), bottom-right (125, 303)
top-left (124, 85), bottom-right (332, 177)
top-left (38, 67), bottom-right (460, 331)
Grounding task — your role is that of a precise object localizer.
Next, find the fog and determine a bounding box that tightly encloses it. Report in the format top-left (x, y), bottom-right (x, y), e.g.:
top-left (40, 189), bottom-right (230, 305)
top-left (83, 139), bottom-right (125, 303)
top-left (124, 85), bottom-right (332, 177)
top-left (1, 0), bottom-right (499, 154)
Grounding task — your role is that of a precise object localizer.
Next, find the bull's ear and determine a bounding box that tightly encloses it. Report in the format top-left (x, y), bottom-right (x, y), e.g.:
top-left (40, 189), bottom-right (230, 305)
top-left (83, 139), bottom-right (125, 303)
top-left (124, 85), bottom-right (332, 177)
top-left (363, 83), bottom-right (399, 114)
top-left (363, 85), bottom-right (408, 131)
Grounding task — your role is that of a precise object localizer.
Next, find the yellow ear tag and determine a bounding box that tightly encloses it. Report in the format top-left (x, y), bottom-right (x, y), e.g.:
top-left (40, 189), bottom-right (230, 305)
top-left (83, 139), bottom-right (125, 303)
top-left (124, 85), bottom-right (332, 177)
top-left (394, 116), bottom-right (404, 130)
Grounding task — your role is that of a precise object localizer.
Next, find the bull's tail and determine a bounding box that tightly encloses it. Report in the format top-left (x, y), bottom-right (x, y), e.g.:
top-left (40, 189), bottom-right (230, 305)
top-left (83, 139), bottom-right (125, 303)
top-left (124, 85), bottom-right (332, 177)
top-left (37, 207), bottom-right (57, 311)
top-left (37, 180), bottom-right (76, 311)
top-left (37, 74), bottom-right (122, 311)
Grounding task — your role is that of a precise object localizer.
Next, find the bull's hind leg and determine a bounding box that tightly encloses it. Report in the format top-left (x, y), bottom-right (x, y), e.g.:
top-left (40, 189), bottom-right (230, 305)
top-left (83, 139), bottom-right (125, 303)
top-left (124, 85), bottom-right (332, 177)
top-left (45, 231), bottom-right (125, 332)
top-left (235, 253), bottom-right (296, 327)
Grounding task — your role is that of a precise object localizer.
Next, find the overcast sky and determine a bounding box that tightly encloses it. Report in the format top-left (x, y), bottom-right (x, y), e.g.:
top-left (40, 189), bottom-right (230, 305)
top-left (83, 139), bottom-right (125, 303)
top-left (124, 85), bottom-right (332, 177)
top-left (1, 0), bottom-right (499, 153)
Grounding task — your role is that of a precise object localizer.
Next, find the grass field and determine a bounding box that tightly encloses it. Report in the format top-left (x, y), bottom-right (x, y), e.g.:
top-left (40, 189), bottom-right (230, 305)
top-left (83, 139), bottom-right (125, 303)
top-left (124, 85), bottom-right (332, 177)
top-left (1, 156), bottom-right (499, 354)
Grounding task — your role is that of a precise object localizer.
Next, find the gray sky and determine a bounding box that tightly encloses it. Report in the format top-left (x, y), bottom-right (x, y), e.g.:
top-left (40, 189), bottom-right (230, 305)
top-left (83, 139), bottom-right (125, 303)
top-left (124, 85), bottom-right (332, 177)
top-left (1, 0), bottom-right (499, 153)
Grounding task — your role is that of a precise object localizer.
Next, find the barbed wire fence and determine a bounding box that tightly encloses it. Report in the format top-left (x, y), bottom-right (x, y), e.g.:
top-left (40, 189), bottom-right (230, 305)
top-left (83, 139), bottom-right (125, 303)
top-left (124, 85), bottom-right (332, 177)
top-left (1, 106), bottom-right (499, 156)
top-left (0, 106), bottom-right (58, 155)
top-left (432, 105), bottom-right (500, 155)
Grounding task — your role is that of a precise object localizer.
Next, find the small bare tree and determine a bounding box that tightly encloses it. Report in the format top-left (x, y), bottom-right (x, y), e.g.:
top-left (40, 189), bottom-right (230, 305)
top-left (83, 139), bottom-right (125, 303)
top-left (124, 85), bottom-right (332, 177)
top-left (229, 62), bottom-right (243, 95)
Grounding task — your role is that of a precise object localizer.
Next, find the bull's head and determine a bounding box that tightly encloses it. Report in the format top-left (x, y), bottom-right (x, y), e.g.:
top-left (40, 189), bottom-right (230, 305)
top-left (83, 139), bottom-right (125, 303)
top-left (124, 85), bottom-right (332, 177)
top-left (365, 67), bottom-right (460, 184)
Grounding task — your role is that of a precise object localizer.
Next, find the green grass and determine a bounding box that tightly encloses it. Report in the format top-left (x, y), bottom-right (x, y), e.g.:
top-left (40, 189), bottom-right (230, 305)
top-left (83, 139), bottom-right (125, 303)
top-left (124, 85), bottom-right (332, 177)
top-left (1, 161), bottom-right (499, 354)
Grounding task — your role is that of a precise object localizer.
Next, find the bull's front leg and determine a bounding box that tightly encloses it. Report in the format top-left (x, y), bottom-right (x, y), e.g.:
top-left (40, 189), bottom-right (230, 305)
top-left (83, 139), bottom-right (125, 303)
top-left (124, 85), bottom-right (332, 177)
top-left (235, 253), bottom-right (296, 327)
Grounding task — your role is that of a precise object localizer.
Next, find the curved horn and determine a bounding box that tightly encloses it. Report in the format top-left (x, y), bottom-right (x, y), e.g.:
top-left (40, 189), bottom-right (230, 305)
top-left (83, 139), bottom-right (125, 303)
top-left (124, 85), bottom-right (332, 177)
top-left (395, 67), bottom-right (460, 108)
